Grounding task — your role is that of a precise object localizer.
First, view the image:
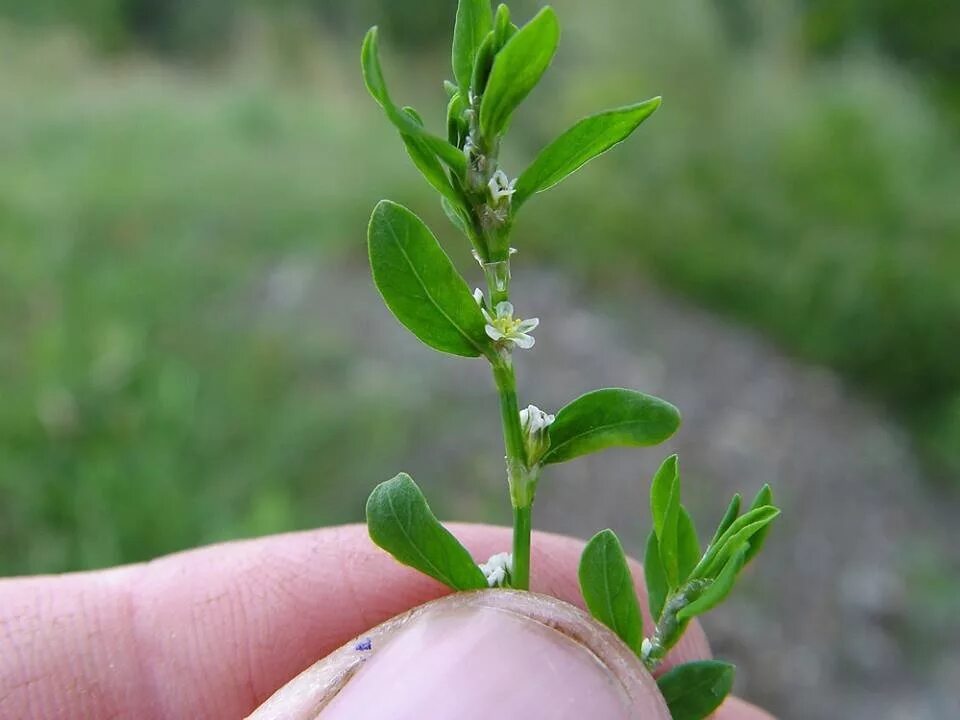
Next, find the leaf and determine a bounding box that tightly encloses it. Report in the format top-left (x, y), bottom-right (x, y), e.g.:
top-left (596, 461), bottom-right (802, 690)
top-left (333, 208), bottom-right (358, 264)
top-left (361, 27), bottom-right (466, 175)
top-left (644, 530), bottom-right (669, 622)
top-left (479, 7), bottom-right (559, 140)
top-left (678, 547), bottom-right (748, 621)
top-left (452, 0), bottom-right (492, 91)
top-left (441, 196), bottom-right (471, 236)
top-left (743, 484), bottom-right (774, 565)
top-left (694, 505), bottom-right (780, 579)
top-left (708, 493), bottom-right (741, 549)
top-left (542, 388), bottom-right (681, 465)
top-left (399, 108), bottom-right (464, 207)
top-left (493, 3), bottom-right (517, 48)
top-left (677, 506), bottom-right (701, 583)
top-left (649, 454), bottom-right (682, 586)
top-left (656, 660), bottom-right (735, 720)
top-left (368, 200), bottom-right (489, 357)
top-left (366, 473), bottom-right (488, 590)
top-left (513, 98), bottom-right (661, 209)
top-left (579, 529), bottom-right (643, 653)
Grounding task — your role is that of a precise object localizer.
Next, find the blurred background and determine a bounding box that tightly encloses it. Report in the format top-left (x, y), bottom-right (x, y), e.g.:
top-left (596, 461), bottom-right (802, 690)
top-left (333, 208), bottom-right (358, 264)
top-left (1, 0), bottom-right (958, 717)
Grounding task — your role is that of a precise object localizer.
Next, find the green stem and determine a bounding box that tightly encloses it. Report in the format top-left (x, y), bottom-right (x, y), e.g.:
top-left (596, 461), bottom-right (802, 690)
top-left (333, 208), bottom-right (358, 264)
top-left (490, 334), bottom-right (534, 590)
top-left (512, 504), bottom-right (532, 589)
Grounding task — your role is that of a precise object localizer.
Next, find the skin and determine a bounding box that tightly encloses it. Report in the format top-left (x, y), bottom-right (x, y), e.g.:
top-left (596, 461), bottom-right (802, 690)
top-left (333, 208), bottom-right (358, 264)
top-left (0, 524), bottom-right (772, 719)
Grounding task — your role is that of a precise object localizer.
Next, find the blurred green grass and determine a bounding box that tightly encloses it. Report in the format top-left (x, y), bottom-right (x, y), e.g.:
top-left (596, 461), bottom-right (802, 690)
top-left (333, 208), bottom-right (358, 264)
top-left (1, 0), bottom-right (959, 576)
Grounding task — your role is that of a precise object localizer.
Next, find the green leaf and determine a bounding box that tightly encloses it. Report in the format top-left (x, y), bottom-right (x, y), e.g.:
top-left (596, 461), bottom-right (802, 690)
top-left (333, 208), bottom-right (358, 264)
top-left (441, 196), bottom-right (472, 236)
top-left (493, 3), bottom-right (517, 48)
top-left (479, 7), bottom-right (559, 140)
top-left (708, 493), bottom-right (741, 549)
top-left (368, 200), bottom-right (489, 357)
top-left (694, 505), bottom-right (780, 579)
top-left (678, 547), bottom-right (748, 621)
top-left (542, 389), bottom-right (681, 465)
top-left (743, 484), bottom-right (774, 565)
top-left (644, 530), bottom-right (668, 622)
top-left (366, 473), bottom-right (488, 590)
top-left (452, 0), bottom-right (493, 91)
top-left (579, 529), bottom-right (643, 653)
top-left (650, 454), bottom-right (680, 586)
top-left (361, 27), bottom-right (466, 175)
top-left (513, 98), bottom-right (661, 209)
top-left (677, 506), bottom-right (701, 583)
top-left (399, 108), bottom-right (464, 208)
top-left (656, 660), bottom-right (735, 720)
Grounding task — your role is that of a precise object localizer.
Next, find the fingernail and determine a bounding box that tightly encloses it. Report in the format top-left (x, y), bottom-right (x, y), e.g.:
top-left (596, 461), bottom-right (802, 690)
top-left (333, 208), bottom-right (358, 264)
top-left (314, 592), bottom-right (667, 720)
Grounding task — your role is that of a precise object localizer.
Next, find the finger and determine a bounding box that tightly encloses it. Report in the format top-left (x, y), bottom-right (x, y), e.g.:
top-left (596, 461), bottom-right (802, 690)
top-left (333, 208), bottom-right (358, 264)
top-left (251, 591), bottom-right (670, 720)
top-left (713, 696), bottom-right (777, 720)
top-left (0, 523), bottom-right (710, 719)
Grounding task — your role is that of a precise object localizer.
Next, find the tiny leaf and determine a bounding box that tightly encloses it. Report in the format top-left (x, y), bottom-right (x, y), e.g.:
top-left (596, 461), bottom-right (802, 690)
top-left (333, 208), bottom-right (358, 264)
top-left (656, 660), bottom-right (735, 720)
top-left (678, 547), bottom-right (748, 621)
top-left (542, 389), bottom-right (681, 465)
top-left (452, 0), bottom-right (493, 91)
top-left (400, 108), bottom-right (464, 208)
top-left (361, 27), bottom-right (466, 175)
top-left (579, 529), bottom-right (643, 653)
top-left (513, 98), bottom-right (661, 209)
top-left (650, 454), bottom-right (681, 586)
top-left (644, 529), bottom-right (669, 622)
top-left (493, 3), bottom-right (516, 49)
top-left (366, 473), bottom-right (488, 590)
top-left (743, 484), bottom-right (775, 565)
top-left (708, 493), bottom-right (741, 549)
top-left (479, 7), bottom-right (559, 140)
top-left (368, 200), bottom-right (489, 357)
top-left (677, 506), bottom-right (701, 583)
top-left (694, 505), bottom-right (780, 579)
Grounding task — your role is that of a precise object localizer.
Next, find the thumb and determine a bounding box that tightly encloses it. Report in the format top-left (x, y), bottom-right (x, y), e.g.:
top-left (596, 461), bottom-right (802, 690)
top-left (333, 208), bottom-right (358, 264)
top-left (248, 590), bottom-right (670, 720)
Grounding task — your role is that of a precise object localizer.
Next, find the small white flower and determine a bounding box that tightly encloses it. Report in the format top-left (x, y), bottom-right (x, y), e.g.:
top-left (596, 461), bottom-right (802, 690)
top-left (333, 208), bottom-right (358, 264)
top-left (479, 552), bottom-right (513, 588)
top-left (487, 169), bottom-right (517, 203)
top-left (482, 301), bottom-right (538, 350)
top-left (473, 288), bottom-right (486, 307)
top-left (640, 638), bottom-right (654, 659)
top-left (519, 404), bottom-right (554, 464)
top-left (519, 405), bottom-right (555, 435)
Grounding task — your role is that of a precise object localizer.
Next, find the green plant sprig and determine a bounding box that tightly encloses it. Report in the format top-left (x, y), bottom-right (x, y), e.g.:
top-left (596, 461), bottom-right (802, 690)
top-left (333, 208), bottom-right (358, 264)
top-left (360, 4), bottom-right (779, 717)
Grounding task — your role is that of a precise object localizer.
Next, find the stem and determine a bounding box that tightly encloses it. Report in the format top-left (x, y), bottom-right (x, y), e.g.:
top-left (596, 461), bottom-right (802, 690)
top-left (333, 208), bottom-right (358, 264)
top-left (490, 324), bottom-right (534, 590)
top-left (512, 504), bottom-right (532, 589)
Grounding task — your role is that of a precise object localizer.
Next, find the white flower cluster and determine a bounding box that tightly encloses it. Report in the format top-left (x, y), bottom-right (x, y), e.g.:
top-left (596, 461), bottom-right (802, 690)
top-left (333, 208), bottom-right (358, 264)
top-left (479, 552), bottom-right (514, 588)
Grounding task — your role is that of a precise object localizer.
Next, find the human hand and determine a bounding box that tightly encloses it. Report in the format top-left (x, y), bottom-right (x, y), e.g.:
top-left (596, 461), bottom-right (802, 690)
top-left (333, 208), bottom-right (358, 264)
top-left (0, 524), bottom-right (772, 718)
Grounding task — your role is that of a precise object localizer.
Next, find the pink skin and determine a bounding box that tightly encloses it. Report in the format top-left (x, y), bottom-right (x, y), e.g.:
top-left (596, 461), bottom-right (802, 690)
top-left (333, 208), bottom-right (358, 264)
top-left (0, 524), bottom-right (772, 719)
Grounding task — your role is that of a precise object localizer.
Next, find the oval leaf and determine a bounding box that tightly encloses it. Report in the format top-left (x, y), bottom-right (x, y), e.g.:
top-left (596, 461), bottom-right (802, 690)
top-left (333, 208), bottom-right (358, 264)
top-left (368, 200), bottom-right (488, 357)
top-left (651, 454), bottom-right (681, 587)
top-left (479, 7), bottom-right (559, 140)
top-left (513, 98), bottom-right (661, 209)
top-left (677, 505), bottom-right (701, 583)
top-left (656, 660), bottom-right (735, 720)
top-left (542, 388), bottom-right (680, 465)
top-left (579, 529), bottom-right (643, 653)
top-left (452, 0), bottom-right (493, 90)
top-left (361, 27), bottom-right (466, 175)
top-left (366, 473), bottom-right (488, 590)
top-left (644, 530), bottom-right (669, 622)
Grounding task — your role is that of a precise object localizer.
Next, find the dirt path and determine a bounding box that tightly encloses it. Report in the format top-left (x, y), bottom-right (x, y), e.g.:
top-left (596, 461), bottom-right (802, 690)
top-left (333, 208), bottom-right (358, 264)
top-left (295, 258), bottom-right (960, 719)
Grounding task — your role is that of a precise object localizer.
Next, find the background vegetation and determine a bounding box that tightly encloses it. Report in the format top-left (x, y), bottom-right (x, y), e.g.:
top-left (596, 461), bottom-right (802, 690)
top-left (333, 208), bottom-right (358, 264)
top-left (1, 0), bottom-right (957, 573)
